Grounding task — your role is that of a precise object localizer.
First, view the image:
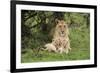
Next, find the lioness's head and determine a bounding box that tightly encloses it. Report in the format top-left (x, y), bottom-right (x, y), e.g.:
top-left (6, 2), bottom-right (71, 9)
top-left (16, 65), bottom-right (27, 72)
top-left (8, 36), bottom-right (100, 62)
top-left (55, 19), bottom-right (68, 37)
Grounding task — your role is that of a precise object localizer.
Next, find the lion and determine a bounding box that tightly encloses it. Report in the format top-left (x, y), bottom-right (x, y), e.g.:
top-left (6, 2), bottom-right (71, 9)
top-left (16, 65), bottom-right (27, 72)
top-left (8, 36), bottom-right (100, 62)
top-left (44, 19), bottom-right (71, 54)
top-left (52, 19), bottom-right (71, 54)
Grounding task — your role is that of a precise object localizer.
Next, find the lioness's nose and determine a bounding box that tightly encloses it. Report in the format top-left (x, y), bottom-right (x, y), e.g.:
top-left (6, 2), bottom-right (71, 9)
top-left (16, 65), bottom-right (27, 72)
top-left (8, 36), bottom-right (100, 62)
top-left (62, 31), bottom-right (64, 34)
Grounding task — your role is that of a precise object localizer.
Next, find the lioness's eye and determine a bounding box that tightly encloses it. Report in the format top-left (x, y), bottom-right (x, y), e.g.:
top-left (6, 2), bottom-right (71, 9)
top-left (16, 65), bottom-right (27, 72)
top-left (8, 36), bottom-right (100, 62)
top-left (59, 25), bottom-right (61, 27)
top-left (64, 25), bottom-right (66, 28)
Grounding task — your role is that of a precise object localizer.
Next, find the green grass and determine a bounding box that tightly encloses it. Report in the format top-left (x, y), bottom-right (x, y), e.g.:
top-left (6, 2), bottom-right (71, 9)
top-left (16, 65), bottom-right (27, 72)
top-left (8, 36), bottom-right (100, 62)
top-left (21, 28), bottom-right (90, 63)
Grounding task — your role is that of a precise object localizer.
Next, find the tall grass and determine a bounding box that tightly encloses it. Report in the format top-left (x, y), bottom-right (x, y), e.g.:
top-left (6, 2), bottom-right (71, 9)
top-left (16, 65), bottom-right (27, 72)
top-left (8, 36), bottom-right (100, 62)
top-left (21, 27), bottom-right (90, 63)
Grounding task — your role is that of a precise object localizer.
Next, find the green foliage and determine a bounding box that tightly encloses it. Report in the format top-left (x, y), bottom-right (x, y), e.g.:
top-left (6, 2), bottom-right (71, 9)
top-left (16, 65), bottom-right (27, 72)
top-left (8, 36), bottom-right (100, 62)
top-left (21, 10), bottom-right (90, 63)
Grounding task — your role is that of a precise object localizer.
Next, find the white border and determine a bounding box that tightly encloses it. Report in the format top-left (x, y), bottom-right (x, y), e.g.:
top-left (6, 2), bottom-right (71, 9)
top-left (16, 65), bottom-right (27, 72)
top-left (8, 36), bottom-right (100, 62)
top-left (16, 4), bottom-right (94, 69)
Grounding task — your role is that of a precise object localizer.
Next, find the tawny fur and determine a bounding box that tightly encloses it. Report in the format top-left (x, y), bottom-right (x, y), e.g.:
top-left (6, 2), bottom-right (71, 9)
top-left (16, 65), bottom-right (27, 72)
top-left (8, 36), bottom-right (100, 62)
top-left (53, 20), bottom-right (69, 39)
top-left (44, 43), bottom-right (57, 53)
top-left (52, 20), bottom-right (71, 54)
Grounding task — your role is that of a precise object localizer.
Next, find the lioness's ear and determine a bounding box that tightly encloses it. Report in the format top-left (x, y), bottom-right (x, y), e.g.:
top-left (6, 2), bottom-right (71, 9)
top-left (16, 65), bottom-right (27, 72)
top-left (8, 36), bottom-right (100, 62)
top-left (55, 19), bottom-right (60, 24)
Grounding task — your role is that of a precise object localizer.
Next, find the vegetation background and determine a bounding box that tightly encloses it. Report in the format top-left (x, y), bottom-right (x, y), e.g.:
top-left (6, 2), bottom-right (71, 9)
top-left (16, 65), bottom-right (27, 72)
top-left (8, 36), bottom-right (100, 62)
top-left (21, 10), bottom-right (90, 63)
